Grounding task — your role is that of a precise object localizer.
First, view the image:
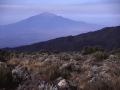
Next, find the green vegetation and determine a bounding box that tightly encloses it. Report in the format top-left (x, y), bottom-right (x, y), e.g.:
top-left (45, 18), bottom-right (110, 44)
top-left (60, 54), bottom-right (71, 61)
top-left (45, 65), bottom-right (70, 81)
top-left (0, 49), bottom-right (11, 62)
top-left (52, 50), bottom-right (59, 54)
top-left (81, 46), bottom-right (110, 61)
top-left (110, 48), bottom-right (120, 60)
top-left (81, 46), bottom-right (93, 55)
top-left (109, 66), bottom-right (120, 77)
top-left (0, 46), bottom-right (120, 90)
top-left (0, 67), bottom-right (13, 88)
top-left (118, 53), bottom-right (120, 60)
top-left (92, 52), bottom-right (109, 60)
top-left (84, 79), bottom-right (120, 90)
top-left (39, 49), bottom-right (49, 53)
top-left (110, 48), bottom-right (120, 54)
top-left (92, 51), bottom-right (109, 61)
top-left (81, 46), bottom-right (103, 55)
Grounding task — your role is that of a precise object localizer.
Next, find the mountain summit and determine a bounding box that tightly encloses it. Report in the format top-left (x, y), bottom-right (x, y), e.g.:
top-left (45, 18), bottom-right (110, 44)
top-left (0, 12), bottom-right (104, 48)
top-left (40, 12), bottom-right (56, 17)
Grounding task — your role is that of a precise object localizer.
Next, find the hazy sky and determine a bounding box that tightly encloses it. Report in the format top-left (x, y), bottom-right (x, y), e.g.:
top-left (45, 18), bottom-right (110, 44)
top-left (0, 0), bottom-right (120, 26)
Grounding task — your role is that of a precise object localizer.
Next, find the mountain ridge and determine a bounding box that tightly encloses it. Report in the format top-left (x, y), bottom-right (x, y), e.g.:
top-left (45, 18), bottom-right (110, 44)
top-left (4, 25), bottom-right (120, 52)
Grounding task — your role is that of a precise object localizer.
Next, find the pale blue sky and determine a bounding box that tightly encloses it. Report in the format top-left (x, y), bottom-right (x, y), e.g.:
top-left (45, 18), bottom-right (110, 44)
top-left (0, 0), bottom-right (120, 26)
top-left (0, 0), bottom-right (104, 5)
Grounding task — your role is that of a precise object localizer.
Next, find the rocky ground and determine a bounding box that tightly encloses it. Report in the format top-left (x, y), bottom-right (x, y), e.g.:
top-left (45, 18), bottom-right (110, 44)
top-left (0, 48), bottom-right (120, 90)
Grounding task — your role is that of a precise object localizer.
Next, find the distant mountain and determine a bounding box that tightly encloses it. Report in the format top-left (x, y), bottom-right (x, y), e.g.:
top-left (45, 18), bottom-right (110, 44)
top-left (5, 25), bottom-right (120, 52)
top-left (0, 12), bottom-right (104, 48)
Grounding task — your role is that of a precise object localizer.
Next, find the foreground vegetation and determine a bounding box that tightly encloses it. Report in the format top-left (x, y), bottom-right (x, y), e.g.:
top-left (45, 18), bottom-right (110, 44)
top-left (0, 46), bottom-right (120, 90)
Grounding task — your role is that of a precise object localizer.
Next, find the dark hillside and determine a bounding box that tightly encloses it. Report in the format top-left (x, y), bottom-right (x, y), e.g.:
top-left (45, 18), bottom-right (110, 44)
top-left (4, 26), bottom-right (120, 52)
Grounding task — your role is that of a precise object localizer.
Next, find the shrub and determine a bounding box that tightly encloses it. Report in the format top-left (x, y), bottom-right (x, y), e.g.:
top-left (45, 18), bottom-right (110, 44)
top-left (0, 56), bottom-right (4, 62)
top-left (93, 45), bottom-right (104, 52)
top-left (118, 53), bottom-right (120, 60)
top-left (84, 78), bottom-right (120, 90)
top-left (92, 51), bottom-right (109, 61)
top-left (111, 48), bottom-right (120, 54)
top-left (108, 66), bottom-right (120, 77)
top-left (24, 51), bottom-right (31, 54)
top-left (81, 46), bottom-right (104, 55)
top-left (45, 65), bottom-right (70, 81)
top-left (60, 68), bottom-right (70, 79)
top-left (39, 49), bottom-right (49, 54)
top-left (52, 50), bottom-right (59, 54)
top-left (0, 67), bottom-right (13, 88)
top-left (0, 49), bottom-right (10, 62)
top-left (84, 79), bottom-right (113, 90)
top-left (60, 54), bottom-right (70, 61)
top-left (81, 46), bottom-right (93, 55)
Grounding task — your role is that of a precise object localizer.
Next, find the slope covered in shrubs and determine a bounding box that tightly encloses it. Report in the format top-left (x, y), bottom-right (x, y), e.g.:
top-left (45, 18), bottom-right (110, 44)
top-left (0, 46), bottom-right (120, 90)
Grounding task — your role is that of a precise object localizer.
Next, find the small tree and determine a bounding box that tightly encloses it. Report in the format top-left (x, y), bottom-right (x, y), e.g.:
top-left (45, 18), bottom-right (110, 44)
top-left (81, 46), bottom-right (94, 55)
top-left (0, 49), bottom-right (10, 62)
top-left (92, 51), bottom-right (109, 61)
top-left (82, 46), bottom-right (104, 55)
top-left (93, 45), bottom-right (104, 52)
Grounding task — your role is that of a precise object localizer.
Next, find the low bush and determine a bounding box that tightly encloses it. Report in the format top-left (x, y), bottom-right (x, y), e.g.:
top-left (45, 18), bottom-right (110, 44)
top-left (81, 46), bottom-right (103, 55)
top-left (84, 80), bottom-right (113, 90)
top-left (0, 67), bottom-right (13, 88)
top-left (108, 66), bottom-right (120, 77)
top-left (60, 54), bottom-right (71, 61)
top-left (93, 45), bottom-right (104, 52)
top-left (39, 49), bottom-right (49, 54)
top-left (0, 49), bottom-right (10, 62)
top-left (110, 48), bottom-right (120, 54)
top-left (52, 50), bottom-right (59, 54)
top-left (81, 46), bottom-right (93, 55)
top-left (92, 51), bottom-right (109, 61)
top-left (84, 78), bottom-right (120, 90)
top-left (118, 53), bottom-right (120, 60)
top-left (45, 65), bottom-right (70, 81)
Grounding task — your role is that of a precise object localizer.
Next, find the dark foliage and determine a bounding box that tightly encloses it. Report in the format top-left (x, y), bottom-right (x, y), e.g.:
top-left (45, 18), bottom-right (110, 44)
top-left (0, 49), bottom-right (10, 62)
top-left (45, 65), bottom-right (70, 81)
top-left (81, 46), bottom-right (103, 55)
top-left (92, 51), bottom-right (109, 61)
top-left (0, 67), bottom-right (13, 88)
top-left (52, 50), bottom-right (59, 54)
